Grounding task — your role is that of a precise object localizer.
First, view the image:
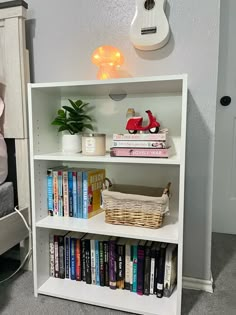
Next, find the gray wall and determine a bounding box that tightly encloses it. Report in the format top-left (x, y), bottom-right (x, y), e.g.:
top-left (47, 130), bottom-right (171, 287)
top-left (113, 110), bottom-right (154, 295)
top-left (26, 0), bottom-right (220, 280)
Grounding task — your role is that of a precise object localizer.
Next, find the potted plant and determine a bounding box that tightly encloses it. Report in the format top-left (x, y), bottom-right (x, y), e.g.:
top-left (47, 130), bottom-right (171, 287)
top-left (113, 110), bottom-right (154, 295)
top-left (51, 99), bottom-right (93, 153)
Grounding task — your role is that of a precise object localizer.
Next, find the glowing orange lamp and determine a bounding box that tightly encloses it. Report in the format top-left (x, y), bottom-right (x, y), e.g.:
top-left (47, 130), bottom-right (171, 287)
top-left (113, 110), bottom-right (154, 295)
top-left (91, 45), bottom-right (124, 80)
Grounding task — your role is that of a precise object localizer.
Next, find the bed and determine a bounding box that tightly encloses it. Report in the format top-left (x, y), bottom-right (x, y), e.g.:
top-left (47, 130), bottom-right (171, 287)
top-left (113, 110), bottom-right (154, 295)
top-left (0, 1), bottom-right (30, 261)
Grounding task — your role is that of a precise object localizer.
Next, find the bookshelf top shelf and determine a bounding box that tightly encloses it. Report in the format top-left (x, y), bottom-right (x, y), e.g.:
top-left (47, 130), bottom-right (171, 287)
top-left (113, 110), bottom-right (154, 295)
top-left (36, 211), bottom-right (179, 244)
top-left (28, 74), bottom-right (187, 97)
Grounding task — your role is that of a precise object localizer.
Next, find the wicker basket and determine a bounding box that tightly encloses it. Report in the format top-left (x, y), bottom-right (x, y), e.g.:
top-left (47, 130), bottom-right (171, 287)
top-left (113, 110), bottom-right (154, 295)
top-left (102, 179), bottom-right (171, 229)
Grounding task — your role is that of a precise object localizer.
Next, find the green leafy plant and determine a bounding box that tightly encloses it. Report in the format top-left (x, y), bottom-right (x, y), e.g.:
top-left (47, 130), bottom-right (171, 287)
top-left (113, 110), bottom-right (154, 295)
top-left (51, 99), bottom-right (93, 135)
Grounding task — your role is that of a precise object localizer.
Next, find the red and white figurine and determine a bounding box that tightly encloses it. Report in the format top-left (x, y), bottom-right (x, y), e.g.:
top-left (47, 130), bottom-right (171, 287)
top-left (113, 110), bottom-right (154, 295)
top-left (126, 109), bottom-right (160, 134)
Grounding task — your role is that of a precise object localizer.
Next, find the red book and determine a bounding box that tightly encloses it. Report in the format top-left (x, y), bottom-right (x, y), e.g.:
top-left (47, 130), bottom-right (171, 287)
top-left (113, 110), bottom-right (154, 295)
top-left (75, 239), bottom-right (81, 281)
top-left (110, 147), bottom-right (169, 158)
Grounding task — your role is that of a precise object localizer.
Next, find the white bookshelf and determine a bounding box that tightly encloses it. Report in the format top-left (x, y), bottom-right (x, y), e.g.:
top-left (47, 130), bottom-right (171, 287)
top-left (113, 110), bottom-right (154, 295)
top-left (28, 74), bottom-right (187, 315)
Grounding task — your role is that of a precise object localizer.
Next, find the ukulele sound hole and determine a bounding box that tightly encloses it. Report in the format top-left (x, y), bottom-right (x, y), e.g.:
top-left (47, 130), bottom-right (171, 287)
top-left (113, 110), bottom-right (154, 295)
top-left (144, 0), bottom-right (155, 10)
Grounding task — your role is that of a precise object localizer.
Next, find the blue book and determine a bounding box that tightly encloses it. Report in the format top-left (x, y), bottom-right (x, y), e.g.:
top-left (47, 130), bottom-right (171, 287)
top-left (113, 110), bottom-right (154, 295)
top-left (47, 168), bottom-right (53, 216)
top-left (70, 237), bottom-right (76, 280)
top-left (58, 170), bottom-right (63, 216)
top-left (95, 239), bottom-right (100, 285)
top-left (72, 171), bottom-right (77, 217)
top-left (77, 170), bottom-right (83, 218)
top-left (68, 171), bottom-right (73, 217)
top-left (131, 239), bottom-right (139, 293)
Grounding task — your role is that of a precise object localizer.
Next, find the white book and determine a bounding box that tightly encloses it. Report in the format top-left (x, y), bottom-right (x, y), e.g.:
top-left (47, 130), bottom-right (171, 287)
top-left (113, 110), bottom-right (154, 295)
top-left (49, 234), bottom-right (54, 277)
top-left (163, 244), bottom-right (177, 297)
top-left (90, 237), bottom-right (96, 285)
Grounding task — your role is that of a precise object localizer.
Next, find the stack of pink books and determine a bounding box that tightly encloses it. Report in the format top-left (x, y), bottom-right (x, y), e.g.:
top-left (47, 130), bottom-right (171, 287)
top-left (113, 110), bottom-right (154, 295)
top-left (110, 130), bottom-right (169, 158)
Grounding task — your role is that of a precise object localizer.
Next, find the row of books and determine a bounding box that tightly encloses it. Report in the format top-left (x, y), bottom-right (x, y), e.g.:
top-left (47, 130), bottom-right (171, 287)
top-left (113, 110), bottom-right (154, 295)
top-left (50, 232), bottom-right (177, 298)
top-left (110, 131), bottom-right (170, 158)
top-left (47, 167), bottom-right (105, 219)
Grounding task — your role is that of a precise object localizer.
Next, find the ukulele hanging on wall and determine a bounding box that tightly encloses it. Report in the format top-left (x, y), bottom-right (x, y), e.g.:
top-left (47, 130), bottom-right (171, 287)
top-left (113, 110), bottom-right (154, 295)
top-left (130, 0), bottom-right (170, 51)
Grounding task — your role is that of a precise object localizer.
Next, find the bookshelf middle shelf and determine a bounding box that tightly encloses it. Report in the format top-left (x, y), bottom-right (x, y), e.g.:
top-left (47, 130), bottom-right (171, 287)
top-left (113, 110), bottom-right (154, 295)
top-left (36, 211), bottom-right (179, 244)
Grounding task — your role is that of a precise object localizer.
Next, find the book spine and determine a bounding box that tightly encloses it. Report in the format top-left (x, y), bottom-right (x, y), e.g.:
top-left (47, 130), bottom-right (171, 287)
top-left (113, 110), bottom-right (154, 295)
top-left (113, 133), bottom-right (167, 141)
top-left (65, 236), bottom-right (70, 278)
top-left (117, 244), bottom-right (125, 289)
top-left (47, 170), bottom-right (53, 216)
top-left (54, 235), bottom-right (59, 278)
top-left (58, 235), bottom-right (65, 279)
top-left (110, 147), bottom-right (169, 158)
top-left (77, 171), bottom-right (83, 218)
top-left (150, 252), bottom-right (155, 294)
top-left (163, 246), bottom-right (177, 297)
top-left (62, 171), bottom-right (69, 217)
top-left (49, 234), bottom-right (54, 277)
top-left (137, 244), bottom-right (145, 295)
top-left (109, 240), bottom-right (117, 289)
top-left (70, 238), bottom-right (76, 280)
top-left (72, 171), bottom-right (77, 218)
top-left (53, 171), bottom-right (59, 215)
top-left (58, 171), bottom-right (63, 216)
top-left (143, 245), bottom-right (151, 295)
top-left (112, 140), bottom-right (167, 148)
top-left (75, 239), bottom-right (81, 281)
top-left (132, 245), bottom-right (138, 292)
top-left (90, 239), bottom-right (96, 285)
top-left (95, 240), bottom-right (100, 285)
top-left (68, 171), bottom-right (73, 217)
top-left (82, 171), bottom-right (88, 219)
top-left (85, 239), bottom-right (91, 284)
top-left (81, 239), bottom-right (86, 281)
top-left (99, 241), bottom-right (105, 286)
top-left (154, 248), bottom-right (160, 294)
top-left (125, 243), bottom-right (131, 290)
top-left (103, 241), bottom-right (109, 287)
top-left (156, 245), bottom-right (167, 298)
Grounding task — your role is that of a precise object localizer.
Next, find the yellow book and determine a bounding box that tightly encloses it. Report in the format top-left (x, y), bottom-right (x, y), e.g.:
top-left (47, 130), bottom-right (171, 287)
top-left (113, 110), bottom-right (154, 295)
top-left (83, 168), bottom-right (106, 219)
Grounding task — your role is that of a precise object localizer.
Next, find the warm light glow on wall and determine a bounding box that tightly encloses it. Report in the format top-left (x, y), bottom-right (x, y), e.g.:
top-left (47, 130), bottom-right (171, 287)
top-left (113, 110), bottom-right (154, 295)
top-left (91, 46), bottom-right (124, 80)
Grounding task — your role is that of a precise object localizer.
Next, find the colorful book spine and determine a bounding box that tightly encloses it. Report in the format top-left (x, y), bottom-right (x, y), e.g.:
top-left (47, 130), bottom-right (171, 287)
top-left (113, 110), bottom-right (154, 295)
top-left (156, 243), bottom-right (167, 298)
top-left (132, 244), bottom-right (138, 292)
top-left (68, 171), bottom-right (73, 217)
top-left (90, 239), bottom-right (96, 285)
top-left (82, 171), bottom-right (88, 219)
top-left (85, 238), bottom-right (91, 284)
top-left (72, 171), bottom-right (77, 218)
top-left (47, 169), bottom-right (54, 216)
top-left (103, 240), bottom-right (109, 287)
top-left (109, 237), bottom-right (117, 289)
top-left (62, 171), bottom-right (69, 217)
top-left (65, 235), bottom-right (70, 278)
top-left (110, 147), bottom-right (169, 158)
top-left (53, 170), bottom-right (59, 215)
top-left (143, 241), bottom-right (152, 295)
top-left (95, 239), bottom-right (100, 286)
top-left (58, 170), bottom-right (63, 216)
top-left (77, 170), bottom-right (83, 218)
top-left (113, 133), bottom-right (167, 141)
top-left (54, 235), bottom-right (59, 278)
top-left (81, 238), bottom-right (86, 281)
top-left (137, 240), bottom-right (146, 295)
top-left (112, 140), bottom-right (167, 148)
top-left (70, 237), bottom-right (76, 280)
top-left (125, 241), bottom-right (131, 290)
top-left (99, 240), bottom-right (105, 286)
top-left (75, 239), bottom-right (81, 281)
top-left (49, 234), bottom-right (54, 276)
top-left (58, 235), bottom-right (65, 279)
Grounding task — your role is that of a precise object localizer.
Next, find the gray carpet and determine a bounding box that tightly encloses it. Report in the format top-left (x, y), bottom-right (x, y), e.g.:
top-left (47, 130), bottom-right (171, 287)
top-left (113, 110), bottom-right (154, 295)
top-left (0, 233), bottom-right (236, 315)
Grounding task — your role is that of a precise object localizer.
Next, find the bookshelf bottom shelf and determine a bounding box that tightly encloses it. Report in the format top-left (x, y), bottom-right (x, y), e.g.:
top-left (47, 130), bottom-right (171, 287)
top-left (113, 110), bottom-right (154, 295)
top-left (37, 277), bottom-right (177, 315)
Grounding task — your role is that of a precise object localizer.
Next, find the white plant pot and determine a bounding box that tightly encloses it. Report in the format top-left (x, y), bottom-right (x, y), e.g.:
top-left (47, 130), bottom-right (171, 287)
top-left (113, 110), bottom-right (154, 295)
top-left (62, 134), bottom-right (81, 153)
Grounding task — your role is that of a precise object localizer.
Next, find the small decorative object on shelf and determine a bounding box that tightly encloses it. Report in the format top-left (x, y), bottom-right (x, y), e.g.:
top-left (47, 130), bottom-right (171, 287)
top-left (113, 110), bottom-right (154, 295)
top-left (110, 129), bottom-right (170, 158)
top-left (82, 133), bottom-right (106, 156)
top-left (91, 45), bottom-right (124, 80)
top-left (102, 180), bottom-right (171, 229)
top-left (51, 99), bottom-right (94, 153)
top-left (126, 110), bottom-right (160, 134)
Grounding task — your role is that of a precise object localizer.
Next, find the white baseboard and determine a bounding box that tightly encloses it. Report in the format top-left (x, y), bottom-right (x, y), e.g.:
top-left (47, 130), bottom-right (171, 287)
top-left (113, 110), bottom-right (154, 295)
top-left (182, 274), bottom-right (214, 293)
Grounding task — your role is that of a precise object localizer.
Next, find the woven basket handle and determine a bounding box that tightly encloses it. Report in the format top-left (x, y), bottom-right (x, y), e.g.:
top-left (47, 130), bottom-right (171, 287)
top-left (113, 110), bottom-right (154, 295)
top-left (102, 177), bottom-right (113, 191)
top-left (163, 182), bottom-right (171, 196)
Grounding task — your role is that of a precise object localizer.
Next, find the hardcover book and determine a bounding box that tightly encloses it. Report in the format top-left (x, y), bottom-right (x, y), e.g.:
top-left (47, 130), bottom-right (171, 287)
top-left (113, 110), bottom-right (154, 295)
top-left (47, 166), bottom-right (64, 216)
top-left (112, 140), bottom-right (167, 149)
top-left (130, 239), bottom-right (139, 292)
top-left (49, 234), bottom-right (54, 277)
top-left (143, 240), bottom-right (152, 295)
top-left (110, 147), bottom-right (169, 158)
top-left (156, 243), bottom-right (168, 298)
top-left (109, 236), bottom-right (118, 289)
top-left (125, 238), bottom-right (133, 290)
top-left (116, 238), bottom-right (126, 290)
top-left (83, 168), bottom-right (105, 219)
top-left (137, 240), bottom-right (146, 295)
top-left (54, 235), bottom-right (59, 278)
top-left (62, 170), bottom-right (69, 217)
top-left (163, 244), bottom-right (178, 297)
top-left (58, 235), bottom-right (65, 279)
top-left (113, 132), bottom-right (168, 141)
